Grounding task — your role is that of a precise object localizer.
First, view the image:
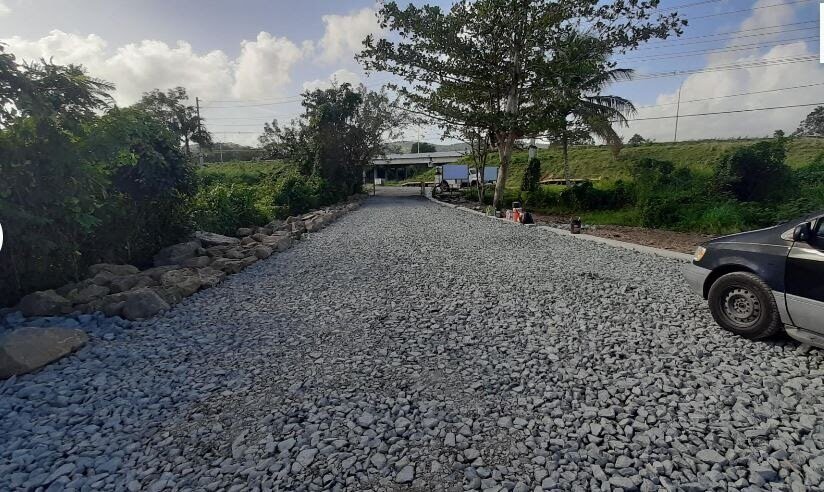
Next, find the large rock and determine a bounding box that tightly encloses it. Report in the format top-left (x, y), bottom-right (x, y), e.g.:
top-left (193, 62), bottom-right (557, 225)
top-left (121, 288), bottom-right (170, 320)
top-left (211, 258), bottom-right (245, 274)
top-left (88, 263), bottom-right (139, 277)
top-left (139, 265), bottom-right (181, 281)
top-left (66, 284), bottom-right (110, 305)
top-left (160, 269), bottom-right (203, 297)
top-left (205, 245), bottom-right (232, 258)
top-left (259, 234), bottom-right (293, 252)
top-left (153, 240), bottom-right (202, 267)
top-left (197, 267), bottom-right (226, 288)
top-left (236, 227), bottom-right (254, 237)
top-left (224, 248), bottom-right (247, 260)
top-left (291, 221), bottom-right (307, 235)
top-left (195, 231), bottom-right (240, 247)
top-left (0, 327), bottom-right (88, 379)
top-left (17, 290), bottom-right (72, 317)
top-left (109, 274), bottom-right (156, 294)
top-left (90, 271), bottom-right (118, 286)
top-left (181, 256), bottom-right (212, 268)
top-left (253, 245), bottom-right (273, 259)
top-left (151, 286), bottom-right (184, 306)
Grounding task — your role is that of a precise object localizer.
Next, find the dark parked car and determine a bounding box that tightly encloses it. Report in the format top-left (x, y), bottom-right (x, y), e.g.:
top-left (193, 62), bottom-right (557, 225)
top-left (684, 212), bottom-right (824, 347)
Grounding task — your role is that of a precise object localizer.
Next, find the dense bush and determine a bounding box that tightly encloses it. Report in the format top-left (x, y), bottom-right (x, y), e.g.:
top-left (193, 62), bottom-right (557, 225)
top-left (521, 158), bottom-right (541, 192)
top-left (267, 172), bottom-right (330, 217)
top-left (715, 137), bottom-right (791, 202)
top-left (191, 183), bottom-right (268, 236)
top-left (0, 98), bottom-right (196, 305)
top-left (84, 108), bottom-right (196, 264)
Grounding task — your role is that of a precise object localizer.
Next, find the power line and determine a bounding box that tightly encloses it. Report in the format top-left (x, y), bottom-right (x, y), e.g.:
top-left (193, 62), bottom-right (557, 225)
top-left (635, 81), bottom-right (824, 109)
top-left (644, 20), bottom-right (817, 46)
top-left (653, 0), bottom-right (727, 12)
top-left (635, 25), bottom-right (818, 50)
top-left (620, 35), bottom-right (819, 62)
top-left (629, 101), bottom-right (824, 122)
top-left (689, 0), bottom-right (814, 20)
top-left (631, 55), bottom-right (819, 80)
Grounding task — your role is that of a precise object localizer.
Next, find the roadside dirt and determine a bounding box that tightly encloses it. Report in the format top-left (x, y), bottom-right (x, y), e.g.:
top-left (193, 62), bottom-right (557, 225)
top-left (433, 194), bottom-right (713, 254)
top-left (532, 213), bottom-right (714, 254)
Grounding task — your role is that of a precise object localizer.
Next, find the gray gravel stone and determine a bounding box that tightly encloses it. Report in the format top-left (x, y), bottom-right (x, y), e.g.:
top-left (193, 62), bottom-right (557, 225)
top-left (2, 195), bottom-right (823, 492)
top-left (395, 464), bottom-right (414, 483)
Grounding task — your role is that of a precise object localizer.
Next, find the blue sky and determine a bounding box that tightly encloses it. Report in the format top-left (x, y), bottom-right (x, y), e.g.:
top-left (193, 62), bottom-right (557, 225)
top-left (1, 0), bottom-right (821, 144)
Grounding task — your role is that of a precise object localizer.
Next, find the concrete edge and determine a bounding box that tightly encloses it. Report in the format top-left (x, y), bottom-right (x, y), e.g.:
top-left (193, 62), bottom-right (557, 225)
top-left (425, 194), bottom-right (693, 262)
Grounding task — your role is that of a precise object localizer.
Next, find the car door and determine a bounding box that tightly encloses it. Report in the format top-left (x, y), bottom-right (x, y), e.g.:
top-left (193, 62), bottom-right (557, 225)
top-left (785, 216), bottom-right (824, 333)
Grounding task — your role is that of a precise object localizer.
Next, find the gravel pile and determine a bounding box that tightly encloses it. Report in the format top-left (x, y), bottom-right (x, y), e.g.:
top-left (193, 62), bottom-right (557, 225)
top-left (2, 195), bottom-right (824, 491)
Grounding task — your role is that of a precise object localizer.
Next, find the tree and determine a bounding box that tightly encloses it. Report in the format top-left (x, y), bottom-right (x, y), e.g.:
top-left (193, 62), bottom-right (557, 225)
top-left (358, 0), bottom-right (683, 208)
top-left (544, 33), bottom-right (635, 185)
top-left (461, 127), bottom-right (495, 202)
top-left (793, 106), bottom-right (824, 137)
top-left (136, 87), bottom-right (211, 156)
top-left (522, 157), bottom-right (542, 192)
top-left (410, 142), bottom-right (437, 153)
top-left (627, 134), bottom-right (646, 146)
top-left (715, 134), bottom-right (790, 202)
top-left (0, 43), bottom-right (113, 128)
top-left (260, 83), bottom-right (407, 197)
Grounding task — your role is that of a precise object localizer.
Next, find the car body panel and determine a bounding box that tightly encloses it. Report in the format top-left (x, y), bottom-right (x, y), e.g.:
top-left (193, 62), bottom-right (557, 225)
top-left (694, 225), bottom-right (793, 292)
top-left (683, 264), bottom-right (711, 296)
top-left (685, 212), bottom-right (824, 347)
top-left (785, 216), bottom-right (824, 333)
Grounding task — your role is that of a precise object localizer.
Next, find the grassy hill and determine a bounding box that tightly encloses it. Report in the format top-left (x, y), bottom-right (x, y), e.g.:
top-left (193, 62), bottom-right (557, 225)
top-left (197, 160), bottom-right (292, 185)
top-left (494, 137), bottom-right (824, 190)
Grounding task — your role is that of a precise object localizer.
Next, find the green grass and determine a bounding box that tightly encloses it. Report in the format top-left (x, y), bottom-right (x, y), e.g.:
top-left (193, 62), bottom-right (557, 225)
top-left (197, 160), bottom-right (292, 186)
top-left (476, 137), bottom-right (824, 190)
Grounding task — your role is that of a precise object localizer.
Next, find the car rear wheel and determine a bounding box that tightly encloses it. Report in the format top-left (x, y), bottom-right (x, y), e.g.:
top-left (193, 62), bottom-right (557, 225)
top-left (707, 272), bottom-right (782, 339)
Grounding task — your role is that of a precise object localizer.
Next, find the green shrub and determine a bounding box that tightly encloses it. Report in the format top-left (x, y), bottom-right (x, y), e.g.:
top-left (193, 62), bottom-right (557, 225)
top-left (84, 108), bottom-right (196, 265)
top-left (191, 183), bottom-right (268, 235)
top-left (267, 172), bottom-right (330, 217)
top-left (521, 158), bottom-right (541, 192)
top-left (715, 137), bottom-right (791, 202)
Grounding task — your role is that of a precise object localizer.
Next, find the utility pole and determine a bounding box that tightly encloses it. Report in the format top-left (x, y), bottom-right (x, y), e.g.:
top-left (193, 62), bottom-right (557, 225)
top-left (673, 81), bottom-right (683, 143)
top-left (195, 96), bottom-right (204, 167)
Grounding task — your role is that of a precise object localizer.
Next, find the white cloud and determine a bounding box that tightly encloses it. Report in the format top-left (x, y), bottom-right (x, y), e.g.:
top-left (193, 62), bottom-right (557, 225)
top-left (302, 68), bottom-right (362, 92)
top-left (1, 29), bottom-right (309, 106)
top-left (317, 8), bottom-right (381, 63)
top-left (0, 1), bottom-right (10, 17)
top-left (623, 0), bottom-right (824, 142)
top-left (232, 32), bottom-right (308, 100)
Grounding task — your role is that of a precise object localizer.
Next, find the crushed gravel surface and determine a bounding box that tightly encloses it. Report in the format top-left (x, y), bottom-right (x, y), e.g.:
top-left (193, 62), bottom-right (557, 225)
top-left (2, 195), bottom-right (824, 492)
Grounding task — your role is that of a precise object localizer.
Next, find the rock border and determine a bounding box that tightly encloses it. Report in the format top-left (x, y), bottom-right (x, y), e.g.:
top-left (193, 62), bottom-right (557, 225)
top-left (7, 197), bottom-right (365, 323)
top-left (425, 194), bottom-right (692, 262)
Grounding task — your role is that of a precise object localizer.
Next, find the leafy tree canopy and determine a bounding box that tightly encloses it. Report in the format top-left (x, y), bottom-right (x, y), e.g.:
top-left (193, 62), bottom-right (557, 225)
top-left (627, 134), bottom-right (647, 146)
top-left (793, 106), bottom-right (824, 138)
top-left (0, 43), bottom-right (113, 128)
top-left (358, 0), bottom-right (684, 206)
top-left (410, 142), bottom-right (437, 153)
top-left (259, 83), bottom-right (407, 196)
top-left (135, 86), bottom-right (211, 155)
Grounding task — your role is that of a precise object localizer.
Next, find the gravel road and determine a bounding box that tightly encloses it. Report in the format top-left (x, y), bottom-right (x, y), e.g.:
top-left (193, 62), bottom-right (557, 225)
top-left (2, 195), bottom-right (824, 492)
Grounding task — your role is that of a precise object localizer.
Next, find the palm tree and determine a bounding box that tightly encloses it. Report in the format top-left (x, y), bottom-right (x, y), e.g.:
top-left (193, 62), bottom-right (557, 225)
top-left (545, 33), bottom-right (636, 186)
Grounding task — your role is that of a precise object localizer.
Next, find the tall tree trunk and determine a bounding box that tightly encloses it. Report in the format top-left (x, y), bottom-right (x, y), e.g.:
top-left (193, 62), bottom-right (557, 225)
top-left (562, 133), bottom-right (570, 187)
top-left (493, 134), bottom-right (514, 209)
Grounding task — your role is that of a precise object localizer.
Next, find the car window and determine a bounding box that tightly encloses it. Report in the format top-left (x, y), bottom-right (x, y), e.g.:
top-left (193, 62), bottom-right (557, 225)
top-left (817, 219), bottom-right (824, 238)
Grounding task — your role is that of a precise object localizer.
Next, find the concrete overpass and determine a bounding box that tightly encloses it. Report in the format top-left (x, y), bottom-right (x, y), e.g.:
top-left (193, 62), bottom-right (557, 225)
top-left (368, 151), bottom-right (466, 185)
top-left (371, 151), bottom-right (465, 167)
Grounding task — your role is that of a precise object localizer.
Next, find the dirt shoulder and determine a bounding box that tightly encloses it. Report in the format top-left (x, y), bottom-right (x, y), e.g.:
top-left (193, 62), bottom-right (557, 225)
top-left (433, 194), bottom-right (713, 254)
top-left (532, 213), bottom-right (713, 254)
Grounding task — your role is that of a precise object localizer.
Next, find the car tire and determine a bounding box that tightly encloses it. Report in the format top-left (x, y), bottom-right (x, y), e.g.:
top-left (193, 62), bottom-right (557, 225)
top-left (707, 272), bottom-right (782, 339)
